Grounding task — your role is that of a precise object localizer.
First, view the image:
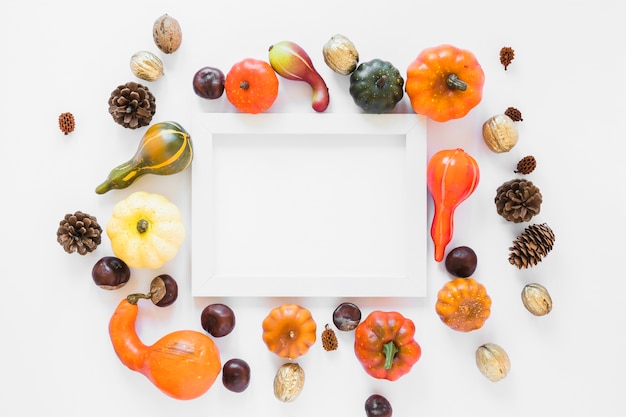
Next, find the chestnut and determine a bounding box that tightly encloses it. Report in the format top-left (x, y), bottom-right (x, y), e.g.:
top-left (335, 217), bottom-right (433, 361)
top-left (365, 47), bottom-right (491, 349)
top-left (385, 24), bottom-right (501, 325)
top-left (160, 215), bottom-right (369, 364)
top-left (365, 394), bottom-right (392, 417)
top-left (149, 274), bottom-right (178, 307)
top-left (91, 256), bottom-right (130, 290)
top-left (222, 358), bottom-right (251, 393)
top-left (333, 302), bottom-right (361, 331)
top-left (201, 303), bottom-right (235, 337)
top-left (445, 246), bottom-right (478, 278)
top-left (192, 66), bottom-right (225, 99)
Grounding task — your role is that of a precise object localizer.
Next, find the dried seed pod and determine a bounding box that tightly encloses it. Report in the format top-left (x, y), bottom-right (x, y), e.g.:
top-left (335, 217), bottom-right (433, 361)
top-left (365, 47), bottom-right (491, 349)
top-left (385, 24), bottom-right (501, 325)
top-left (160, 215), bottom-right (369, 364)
top-left (321, 324), bottom-right (338, 351)
top-left (482, 114), bottom-right (519, 153)
top-left (322, 34), bottom-right (359, 75)
top-left (500, 46), bottom-right (515, 70)
top-left (130, 51), bottom-right (164, 82)
top-left (515, 155), bottom-right (537, 175)
top-left (476, 343), bottom-right (510, 382)
top-left (58, 112), bottom-right (75, 135)
top-left (153, 14), bottom-right (182, 54)
top-left (273, 363), bottom-right (305, 402)
top-left (521, 283), bottom-right (552, 316)
top-left (504, 106), bottom-right (523, 121)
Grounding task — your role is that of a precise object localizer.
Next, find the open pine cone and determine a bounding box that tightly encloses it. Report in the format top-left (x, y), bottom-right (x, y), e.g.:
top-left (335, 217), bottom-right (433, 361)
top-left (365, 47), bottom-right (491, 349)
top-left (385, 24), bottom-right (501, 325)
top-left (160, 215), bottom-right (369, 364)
top-left (495, 178), bottom-right (542, 223)
top-left (56, 211), bottom-right (102, 255)
top-left (509, 223), bottom-right (555, 269)
top-left (108, 81), bottom-right (156, 129)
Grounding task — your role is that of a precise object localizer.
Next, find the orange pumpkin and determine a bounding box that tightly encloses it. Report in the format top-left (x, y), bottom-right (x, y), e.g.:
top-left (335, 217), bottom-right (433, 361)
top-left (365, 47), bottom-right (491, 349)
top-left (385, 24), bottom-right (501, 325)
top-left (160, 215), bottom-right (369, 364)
top-left (435, 277), bottom-right (491, 332)
top-left (262, 304), bottom-right (317, 359)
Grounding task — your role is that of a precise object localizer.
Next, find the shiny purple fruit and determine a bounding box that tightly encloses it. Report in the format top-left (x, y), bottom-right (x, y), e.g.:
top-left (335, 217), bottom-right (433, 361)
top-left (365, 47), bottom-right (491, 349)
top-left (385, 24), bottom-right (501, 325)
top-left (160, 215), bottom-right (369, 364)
top-left (192, 66), bottom-right (225, 99)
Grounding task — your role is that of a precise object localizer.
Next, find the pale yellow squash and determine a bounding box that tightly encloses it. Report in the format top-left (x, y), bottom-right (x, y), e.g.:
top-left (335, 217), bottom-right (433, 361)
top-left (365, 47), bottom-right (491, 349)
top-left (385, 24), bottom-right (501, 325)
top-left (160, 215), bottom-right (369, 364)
top-left (106, 191), bottom-right (185, 269)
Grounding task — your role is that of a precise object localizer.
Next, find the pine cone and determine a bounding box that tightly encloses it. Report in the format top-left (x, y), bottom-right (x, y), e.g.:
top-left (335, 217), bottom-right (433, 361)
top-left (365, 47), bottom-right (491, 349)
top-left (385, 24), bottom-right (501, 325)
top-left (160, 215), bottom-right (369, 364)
top-left (514, 155), bottom-right (537, 174)
top-left (495, 178), bottom-right (542, 223)
top-left (509, 223), bottom-right (555, 269)
top-left (321, 324), bottom-right (338, 351)
top-left (500, 46), bottom-right (515, 70)
top-left (58, 112), bottom-right (75, 134)
top-left (56, 211), bottom-right (102, 255)
top-left (504, 107), bottom-right (523, 121)
top-left (108, 81), bottom-right (156, 129)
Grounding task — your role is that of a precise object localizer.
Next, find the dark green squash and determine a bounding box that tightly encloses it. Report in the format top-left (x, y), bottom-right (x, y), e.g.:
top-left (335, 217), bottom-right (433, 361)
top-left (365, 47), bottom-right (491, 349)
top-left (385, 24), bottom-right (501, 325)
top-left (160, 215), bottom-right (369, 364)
top-left (349, 59), bottom-right (404, 114)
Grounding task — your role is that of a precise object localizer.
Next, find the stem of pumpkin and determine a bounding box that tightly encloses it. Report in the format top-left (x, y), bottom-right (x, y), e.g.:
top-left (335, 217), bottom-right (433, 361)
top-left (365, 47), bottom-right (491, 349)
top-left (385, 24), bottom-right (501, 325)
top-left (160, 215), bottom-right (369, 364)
top-left (127, 293), bottom-right (153, 304)
top-left (136, 219), bottom-right (149, 234)
top-left (382, 341), bottom-right (399, 370)
top-left (446, 73), bottom-right (467, 91)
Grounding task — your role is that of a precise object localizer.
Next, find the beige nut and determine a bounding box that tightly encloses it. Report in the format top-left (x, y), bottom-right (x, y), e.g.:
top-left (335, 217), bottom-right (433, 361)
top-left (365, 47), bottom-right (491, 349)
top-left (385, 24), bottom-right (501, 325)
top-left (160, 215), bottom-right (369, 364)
top-left (322, 34), bottom-right (359, 75)
top-left (273, 363), bottom-right (305, 402)
top-left (476, 343), bottom-right (510, 382)
top-left (130, 51), bottom-right (164, 82)
top-left (521, 283), bottom-right (552, 316)
top-left (482, 114), bottom-right (518, 153)
top-left (153, 14), bottom-right (182, 54)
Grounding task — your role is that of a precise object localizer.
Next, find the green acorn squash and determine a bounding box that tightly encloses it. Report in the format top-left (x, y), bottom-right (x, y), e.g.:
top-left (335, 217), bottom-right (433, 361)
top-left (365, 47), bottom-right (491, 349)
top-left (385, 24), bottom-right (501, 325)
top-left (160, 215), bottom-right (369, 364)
top-left (349, 59), bottom-right (404, 114)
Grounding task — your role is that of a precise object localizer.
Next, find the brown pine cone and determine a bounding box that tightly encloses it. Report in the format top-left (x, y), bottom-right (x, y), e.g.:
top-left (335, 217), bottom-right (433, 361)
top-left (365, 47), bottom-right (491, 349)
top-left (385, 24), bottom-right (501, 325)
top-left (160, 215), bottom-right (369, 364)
top-left (108, 81), bottom-right (156, 129)
top-left (495, 178), bottom-right (542, 223)
top-left (514, 155), bottom-right (537, 174)
top-left (509, 223), bottom-right (555, 269)
top-left (56, 211), bottom-right (102, 255)
top-left (321, 324), bottom-right (338, 351)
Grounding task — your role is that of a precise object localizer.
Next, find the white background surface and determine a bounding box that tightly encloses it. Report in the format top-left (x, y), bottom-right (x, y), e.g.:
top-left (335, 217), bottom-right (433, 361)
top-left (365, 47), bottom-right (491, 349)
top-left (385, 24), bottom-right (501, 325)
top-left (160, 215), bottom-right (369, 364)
top-left (1, 1), bottom-right (623, 416)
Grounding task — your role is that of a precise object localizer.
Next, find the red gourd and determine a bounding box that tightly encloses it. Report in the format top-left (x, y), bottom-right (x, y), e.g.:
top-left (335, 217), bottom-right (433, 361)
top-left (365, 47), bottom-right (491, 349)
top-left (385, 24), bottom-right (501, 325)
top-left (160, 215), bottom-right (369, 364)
top-left (427, 148), bottom-right (480, 262)
top-left (109, 298), bottom-right (221, 400)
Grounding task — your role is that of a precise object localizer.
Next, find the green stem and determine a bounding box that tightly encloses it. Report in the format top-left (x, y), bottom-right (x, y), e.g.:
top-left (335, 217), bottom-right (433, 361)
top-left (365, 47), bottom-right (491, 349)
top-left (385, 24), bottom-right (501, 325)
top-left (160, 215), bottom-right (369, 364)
top-left (126, 293), bottom-right (152, 305)
top-left (136, 219), bottom-right (149, 234)
top-left (382, 341), bottom-right (399, 370)
top-left (446, 73), bottom-right (467, 91)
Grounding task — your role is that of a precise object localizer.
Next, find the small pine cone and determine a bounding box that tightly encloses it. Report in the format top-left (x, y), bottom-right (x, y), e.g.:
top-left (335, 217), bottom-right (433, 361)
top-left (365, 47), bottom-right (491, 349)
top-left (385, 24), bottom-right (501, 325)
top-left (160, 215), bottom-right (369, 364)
top-left (509, 223), bottom-right (555, 269)
top-left (504, 107), bottom-right (523, 121)
top-left (321, 324), bottom-right (338, 351)
top-left (515, 155), bottom-right (537, 174)
top-left (500, 46), bottom-right (515, 70)
top-left (58, 112), bottom-right (75, 134)
top-left (108, 81), bottom-right (156, 129)
top-left (495, 178), bottom-right (542, 223)
top-left (56, 211), bottom-right (102, 255)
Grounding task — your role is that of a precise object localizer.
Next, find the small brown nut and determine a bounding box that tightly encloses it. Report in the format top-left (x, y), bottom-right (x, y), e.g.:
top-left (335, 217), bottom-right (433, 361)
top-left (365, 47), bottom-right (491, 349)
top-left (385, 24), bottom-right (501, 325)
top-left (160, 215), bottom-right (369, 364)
top-left (273, 363), bottom-right (305, 402)
top-left (153, 14), bottom-right (182, 54)
top-left (521, 283), bottom-right (552, 316)
top-left (476, 343), bottom-right (510, 382)
top-left (322, 34), bottom-right (359, 75)
top-left (130, 51), bottom-right (164, 82)
top-left (482, 114), bottom-right (518, 153)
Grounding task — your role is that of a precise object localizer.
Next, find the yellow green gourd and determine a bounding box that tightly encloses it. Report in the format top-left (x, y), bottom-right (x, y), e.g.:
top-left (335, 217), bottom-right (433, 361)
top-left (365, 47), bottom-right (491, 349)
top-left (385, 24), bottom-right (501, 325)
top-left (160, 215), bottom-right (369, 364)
top-left (95, 121), bottom-right (193, 194)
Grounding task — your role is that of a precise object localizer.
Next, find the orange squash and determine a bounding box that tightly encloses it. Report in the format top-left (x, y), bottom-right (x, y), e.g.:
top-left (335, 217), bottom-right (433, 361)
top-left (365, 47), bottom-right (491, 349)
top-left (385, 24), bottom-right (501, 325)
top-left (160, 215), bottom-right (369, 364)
top-left (262, 304), bottom-right (317, 359)
top-left (435, 278), bottom-right (491, 332)
top-left (109, 298), bottom-right (221, 400)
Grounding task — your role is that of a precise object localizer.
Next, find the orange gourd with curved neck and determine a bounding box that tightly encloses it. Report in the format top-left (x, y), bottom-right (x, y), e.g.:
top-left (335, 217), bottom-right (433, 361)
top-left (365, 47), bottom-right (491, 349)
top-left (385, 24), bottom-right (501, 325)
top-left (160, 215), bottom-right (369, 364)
top-left (427, 148), bottom-right (479, 262)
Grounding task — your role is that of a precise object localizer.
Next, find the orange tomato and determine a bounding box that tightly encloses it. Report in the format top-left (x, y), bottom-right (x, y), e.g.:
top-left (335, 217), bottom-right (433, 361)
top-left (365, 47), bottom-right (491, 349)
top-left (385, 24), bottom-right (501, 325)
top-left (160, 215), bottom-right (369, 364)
top-left (225, 58), bottom-right (279, 114)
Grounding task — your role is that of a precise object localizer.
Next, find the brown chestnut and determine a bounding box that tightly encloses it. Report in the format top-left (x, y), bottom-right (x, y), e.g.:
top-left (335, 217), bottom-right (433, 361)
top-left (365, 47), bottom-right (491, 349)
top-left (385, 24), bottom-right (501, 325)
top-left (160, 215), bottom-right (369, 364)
top-left (149, 274), bottom-right (178, 307)
top-left (445, 246), bottom-right (478, 278)
top-left (91, 256), bottom-right (130, 290)
top-left (201, 303), bottom-right (235, 337)
top-left (192, 66), bottom-right (225, 99)
top-left (365, 394), bottom-right (392, 417)
top-left (333, 302), bottom-right (361, 331)
top-left (222, 358), bottom-right (251, 393)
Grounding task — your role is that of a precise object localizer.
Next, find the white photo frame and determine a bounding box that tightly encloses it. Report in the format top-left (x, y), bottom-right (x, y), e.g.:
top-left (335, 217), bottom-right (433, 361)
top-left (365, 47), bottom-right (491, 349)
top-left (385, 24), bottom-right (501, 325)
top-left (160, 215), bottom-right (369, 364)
top-left (191, 113), bottom-right (427, 297)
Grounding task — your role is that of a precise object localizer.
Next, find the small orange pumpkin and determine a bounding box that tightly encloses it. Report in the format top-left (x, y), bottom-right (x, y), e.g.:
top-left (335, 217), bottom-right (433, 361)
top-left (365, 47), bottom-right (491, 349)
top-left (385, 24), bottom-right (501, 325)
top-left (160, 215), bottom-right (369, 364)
top-left (435, 277), bottom-right (491, 332)
top-left (262, 304), bottom-right (317, 359)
